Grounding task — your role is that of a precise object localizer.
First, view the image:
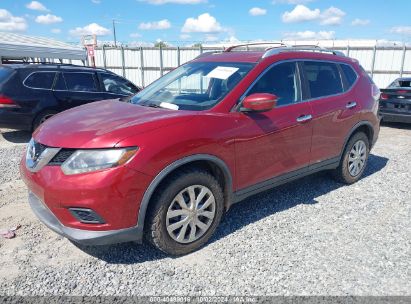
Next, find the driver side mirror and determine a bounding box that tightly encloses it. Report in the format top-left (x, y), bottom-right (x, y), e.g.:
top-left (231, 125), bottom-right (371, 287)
top-left (241, 93), bottom-right (277, 112)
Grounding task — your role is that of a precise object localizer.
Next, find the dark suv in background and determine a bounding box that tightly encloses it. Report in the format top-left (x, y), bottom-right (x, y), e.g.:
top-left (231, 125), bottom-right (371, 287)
top-left (0, 64), bottom-right (140, 131)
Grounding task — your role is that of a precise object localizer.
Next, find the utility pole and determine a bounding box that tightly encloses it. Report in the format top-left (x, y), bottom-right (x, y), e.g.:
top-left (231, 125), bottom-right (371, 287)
top-left (112, 19), bottom-right (117, 47)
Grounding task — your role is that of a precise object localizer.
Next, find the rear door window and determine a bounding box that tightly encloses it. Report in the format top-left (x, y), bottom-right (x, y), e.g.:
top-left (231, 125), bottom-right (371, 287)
top-left (63, 72), bottom-right (98, 92)
top-left (302, 61), bottom-right (343, 99)
top-left (24, 72), bottom-right (56, 89)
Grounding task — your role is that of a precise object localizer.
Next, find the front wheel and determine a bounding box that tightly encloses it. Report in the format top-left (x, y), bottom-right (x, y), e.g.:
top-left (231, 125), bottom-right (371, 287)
top-left (333, 132), bottom-right (369, 184)
top-left (145, 168), bottom-right (224, 255)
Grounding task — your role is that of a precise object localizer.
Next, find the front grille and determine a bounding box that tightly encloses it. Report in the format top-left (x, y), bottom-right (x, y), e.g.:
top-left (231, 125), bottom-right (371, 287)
top-left (48, 149), bottom-right (75, 165)
top-left (69, 208), bottom-right (105, 224)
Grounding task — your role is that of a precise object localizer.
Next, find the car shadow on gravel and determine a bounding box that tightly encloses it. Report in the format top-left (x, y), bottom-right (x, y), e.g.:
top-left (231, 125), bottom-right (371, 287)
top-left (77, 154), bottom-right (388, 264)
top-left (1, 129), bottom-right (31, 144)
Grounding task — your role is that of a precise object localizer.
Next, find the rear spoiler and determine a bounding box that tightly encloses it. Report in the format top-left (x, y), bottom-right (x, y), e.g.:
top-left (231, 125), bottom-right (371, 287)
top-left (380, 88), bottom-right (411, 93)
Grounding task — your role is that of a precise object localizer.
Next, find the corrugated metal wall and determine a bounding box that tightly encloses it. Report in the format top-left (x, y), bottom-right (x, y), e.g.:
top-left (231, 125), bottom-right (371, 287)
top-left (92, 46), bottom-right (411, 88)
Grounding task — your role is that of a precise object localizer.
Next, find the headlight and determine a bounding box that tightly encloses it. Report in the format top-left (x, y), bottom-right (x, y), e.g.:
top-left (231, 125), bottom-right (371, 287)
top-left (61, 147), bottom-right (138, 175)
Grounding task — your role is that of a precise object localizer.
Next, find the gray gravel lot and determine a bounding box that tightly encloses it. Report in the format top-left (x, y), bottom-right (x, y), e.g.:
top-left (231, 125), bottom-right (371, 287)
top-left (0, 124), bottom-right (410, 296)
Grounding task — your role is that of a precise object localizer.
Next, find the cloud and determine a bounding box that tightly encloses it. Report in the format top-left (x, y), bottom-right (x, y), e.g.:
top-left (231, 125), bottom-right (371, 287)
top-left (182, 13), bottom-right (224, 33)
top-left (320, 7), bottom-right (345, 25)
top-left (205, 34), bottom-right (218, 41)
top-left (283, 30), bottom-right (335, 40)
top-left (351, 18), bottom-right (370, 26)
top-left (282, 4), bottom-right (345, 25)
top-left (282, 5), bottom-right (320, 23)
top-left (390, 26), bottom-right (411, 36)
top-left (130, 32), bottom-right (142, 38)
top-left (0, 9), bottom-right (27, 32)
top-left (139, 19), bottom-right (171, 30)
top-left (273, 0), bottom-right (313, 4)
top-left (140, 0), bottom-right (206, 4)
top-left (91, 0), bottom-right (101, 3)
top-left (51, 28), bottom-right (61, 34)
top-left (35, 14), bottom-right (63, 24)
top-left (180, 34), bottom-right (191, 40)
top-left (249, 7), bottom-right (267, 16)
top-left (26, 1), bottom-right (49, 12)
top-left (69, 23), bottom-right (111, 36)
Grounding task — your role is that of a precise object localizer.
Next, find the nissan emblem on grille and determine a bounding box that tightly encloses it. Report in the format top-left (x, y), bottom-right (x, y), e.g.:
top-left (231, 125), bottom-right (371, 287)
top-left (26, 138), bottom-right (61, 173)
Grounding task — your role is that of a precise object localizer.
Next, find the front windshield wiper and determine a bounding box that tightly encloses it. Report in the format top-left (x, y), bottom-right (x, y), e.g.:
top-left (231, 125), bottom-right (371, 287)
top-left (143, 102), bottom-right (163, 108)
top-left (141, 101), bottom-right (180, 110)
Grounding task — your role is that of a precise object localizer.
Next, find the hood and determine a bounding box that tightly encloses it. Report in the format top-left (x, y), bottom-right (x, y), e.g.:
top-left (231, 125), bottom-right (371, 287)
top-left (34, 100), bottom-right (196, 148)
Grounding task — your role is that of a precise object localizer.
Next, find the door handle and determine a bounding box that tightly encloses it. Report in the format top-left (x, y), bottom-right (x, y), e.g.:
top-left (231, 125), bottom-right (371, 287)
top-left (346, 101), bottom-right (357, 109)
top-left (296, 114), bottom-right (312, 123)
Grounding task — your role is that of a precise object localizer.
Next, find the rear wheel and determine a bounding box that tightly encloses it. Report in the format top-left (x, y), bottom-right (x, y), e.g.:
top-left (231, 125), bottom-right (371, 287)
top-left (145, 168), bottom-right (224, 255)
top-left (32, 110), bottom-right (57, 132)
top-left (333, 132), bottom-right (369, 184)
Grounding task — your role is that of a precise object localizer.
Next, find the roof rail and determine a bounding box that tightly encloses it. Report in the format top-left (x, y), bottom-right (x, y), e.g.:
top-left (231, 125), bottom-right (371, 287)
top-left (290, 44), bottom-right (320, 48)
top-left (225, 42), bottom-right (287, 52)
top-left (195, 51), bottom-right (223, 59)
top-left (262, 46), bottom-right (345, 58)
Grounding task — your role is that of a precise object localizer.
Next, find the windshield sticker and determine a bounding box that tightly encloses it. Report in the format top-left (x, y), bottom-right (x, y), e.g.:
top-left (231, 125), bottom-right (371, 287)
top-left (206, 66), bottom-right (239, 80)
top-left (160, 102), bottom-right (179, 110)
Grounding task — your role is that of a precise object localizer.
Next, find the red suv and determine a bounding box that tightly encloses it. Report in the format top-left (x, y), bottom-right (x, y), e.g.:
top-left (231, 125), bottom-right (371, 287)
top-left (20, 44), bottom-right (380, 255)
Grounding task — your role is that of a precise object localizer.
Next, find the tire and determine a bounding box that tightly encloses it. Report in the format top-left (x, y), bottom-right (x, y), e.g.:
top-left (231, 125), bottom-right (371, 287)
top-left (145, 168), bottom-right (224, 255)
top-left (333, 132), bottom-right (369, 184)
top-left (32, 110), bottom-right (58, 132)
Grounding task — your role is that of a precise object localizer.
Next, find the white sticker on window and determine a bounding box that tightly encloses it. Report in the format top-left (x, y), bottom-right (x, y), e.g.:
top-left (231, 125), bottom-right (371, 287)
top-left (206, 66), bottom-right (239, 80)
top-left (160, 102), bottom-right (179, 110)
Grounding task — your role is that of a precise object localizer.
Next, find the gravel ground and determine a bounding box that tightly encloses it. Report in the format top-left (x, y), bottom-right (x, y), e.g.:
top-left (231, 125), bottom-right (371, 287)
top-left (0, 124), bottom-right (410, 296)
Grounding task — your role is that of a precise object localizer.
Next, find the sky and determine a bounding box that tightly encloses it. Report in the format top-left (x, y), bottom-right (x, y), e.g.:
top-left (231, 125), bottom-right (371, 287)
top-left (1, 0), bottom-right (411, 45)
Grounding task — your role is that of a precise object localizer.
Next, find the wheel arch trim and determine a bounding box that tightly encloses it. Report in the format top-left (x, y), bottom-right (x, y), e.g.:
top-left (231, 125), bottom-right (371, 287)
top-left (341, 120), bottom-right (374, 158)
top-left (136, 154), bottom-right (233, 230)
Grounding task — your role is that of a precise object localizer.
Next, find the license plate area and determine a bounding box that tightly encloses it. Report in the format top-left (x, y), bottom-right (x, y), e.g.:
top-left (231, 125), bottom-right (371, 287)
top-left (387, 103), bottom-right (409, 112)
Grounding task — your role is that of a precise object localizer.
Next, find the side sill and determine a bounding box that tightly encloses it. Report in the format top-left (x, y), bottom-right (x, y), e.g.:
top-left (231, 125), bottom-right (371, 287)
top-left (232, 157), bottom-right (339, 203)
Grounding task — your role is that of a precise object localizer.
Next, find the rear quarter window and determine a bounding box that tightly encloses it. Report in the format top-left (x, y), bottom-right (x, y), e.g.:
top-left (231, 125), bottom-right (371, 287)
top-left (340, 64), bottom-right (358, 88)
top-left (359, 65), bottom-right (376, 85)
top-left (24, 72), bottom-right (56, 90)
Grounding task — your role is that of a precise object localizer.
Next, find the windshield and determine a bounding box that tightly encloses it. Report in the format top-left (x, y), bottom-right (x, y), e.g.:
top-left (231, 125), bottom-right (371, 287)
top-left (130, 62), bottom-right (254, 111)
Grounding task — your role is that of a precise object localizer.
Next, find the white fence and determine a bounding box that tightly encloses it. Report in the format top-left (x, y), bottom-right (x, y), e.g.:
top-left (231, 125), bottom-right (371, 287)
top-left (88, 46), bottom-right (411, 88)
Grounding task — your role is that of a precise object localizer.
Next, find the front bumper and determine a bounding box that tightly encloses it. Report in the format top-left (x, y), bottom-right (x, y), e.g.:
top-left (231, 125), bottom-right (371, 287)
top-left (29, 191), bottom-right (143, 245)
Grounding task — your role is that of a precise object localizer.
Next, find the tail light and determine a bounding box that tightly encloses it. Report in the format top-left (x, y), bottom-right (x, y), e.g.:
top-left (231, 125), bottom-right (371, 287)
top-left (397, 90), bottom-right (408, 94)
top-left (380, 93), bottom-right (389, 100)
top-left (0, 95), bottom-right (18, 108)
top-left (371, 84), bottom-right (380, 101)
